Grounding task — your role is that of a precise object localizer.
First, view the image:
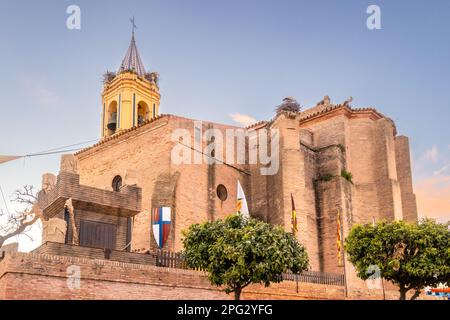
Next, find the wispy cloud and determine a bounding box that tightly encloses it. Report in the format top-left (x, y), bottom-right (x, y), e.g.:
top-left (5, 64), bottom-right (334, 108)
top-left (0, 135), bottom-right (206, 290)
top-left (434, 163), bottom-right (450, 176)
top-left (423, 145), bottom-right (439, 163)
top-left (20, 76), bottom-right (63, 109)
top-left (413, 144), bottom-right (450, 222)
top-left (31, 84), bottom-right (62, 108)
top-left (229, 113), bottom-right (257, 127)
top-left (415, 174), bottom-right (450, 223)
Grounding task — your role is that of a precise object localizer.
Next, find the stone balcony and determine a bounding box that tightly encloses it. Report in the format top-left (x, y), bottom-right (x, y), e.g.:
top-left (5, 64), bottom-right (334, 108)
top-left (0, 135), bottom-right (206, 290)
top-left (37, 171), bottom-right (141, 219)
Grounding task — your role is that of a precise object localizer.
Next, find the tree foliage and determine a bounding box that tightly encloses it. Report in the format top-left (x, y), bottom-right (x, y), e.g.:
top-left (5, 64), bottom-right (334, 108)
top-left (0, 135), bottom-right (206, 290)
top-left (345, 219), bottom-right (450, 300)
top-left (182, 214), bottom-right (309, 300)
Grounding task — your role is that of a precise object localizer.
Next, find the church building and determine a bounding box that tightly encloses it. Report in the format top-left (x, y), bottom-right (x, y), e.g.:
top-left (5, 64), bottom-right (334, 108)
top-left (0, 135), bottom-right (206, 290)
top-left (0, 27), bottom-right (419, 300)
top-left (72, 29), bottom-right (418, 273)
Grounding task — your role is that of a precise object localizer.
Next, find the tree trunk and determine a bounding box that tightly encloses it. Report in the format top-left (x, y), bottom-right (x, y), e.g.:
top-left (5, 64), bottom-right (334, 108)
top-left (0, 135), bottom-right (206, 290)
top-left (410, 289), bottom-right (420, 300)
top-left (399, 285), bottom-right (407, 300)
top-left (234, 288), bottom-right (242, 300)
top-left (0, 214), bottom-right (40, 248)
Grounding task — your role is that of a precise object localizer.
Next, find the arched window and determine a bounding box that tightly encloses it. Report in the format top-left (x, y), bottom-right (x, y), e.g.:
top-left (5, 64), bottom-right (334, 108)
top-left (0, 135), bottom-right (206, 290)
top-left (137, 101), bottom-right (149, 125)
top-left (107, 101), bottom-right (118, 136)
top-left (112, 175), bottom-right (122, 192)
top-left (153, 103), bottom-right (156, 118)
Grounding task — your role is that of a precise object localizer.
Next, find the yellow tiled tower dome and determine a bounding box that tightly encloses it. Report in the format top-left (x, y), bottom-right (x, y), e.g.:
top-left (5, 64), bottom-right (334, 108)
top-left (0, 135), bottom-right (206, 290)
top-left (101, 22), bottom-right (160, 138)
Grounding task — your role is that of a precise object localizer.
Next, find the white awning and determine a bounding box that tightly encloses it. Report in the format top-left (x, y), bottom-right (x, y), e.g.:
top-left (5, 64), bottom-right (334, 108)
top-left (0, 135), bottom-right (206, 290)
top-left (0, 155), bottom-right (22, 164)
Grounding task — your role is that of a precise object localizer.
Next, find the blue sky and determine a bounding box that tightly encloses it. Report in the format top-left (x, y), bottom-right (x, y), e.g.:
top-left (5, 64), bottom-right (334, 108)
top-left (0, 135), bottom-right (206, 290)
top-left (1, 0), bottom-right (449, 250)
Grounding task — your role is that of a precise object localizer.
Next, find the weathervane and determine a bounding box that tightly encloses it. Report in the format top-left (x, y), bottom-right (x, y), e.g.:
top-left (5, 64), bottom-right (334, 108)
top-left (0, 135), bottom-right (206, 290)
top-left (130, 16), bottom-right (137, 39)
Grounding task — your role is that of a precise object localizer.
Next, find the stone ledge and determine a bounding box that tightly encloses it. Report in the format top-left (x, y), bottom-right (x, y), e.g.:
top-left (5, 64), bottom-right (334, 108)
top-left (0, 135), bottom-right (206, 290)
top-left (37, 172), bottom-right (141, 218)
top-left (0, 251), bottom-right (206, 276)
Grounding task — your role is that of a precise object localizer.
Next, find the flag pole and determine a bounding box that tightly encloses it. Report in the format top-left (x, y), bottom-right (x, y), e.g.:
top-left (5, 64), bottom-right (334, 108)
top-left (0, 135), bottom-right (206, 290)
top-left (340, 208), bottom-right (348, 298)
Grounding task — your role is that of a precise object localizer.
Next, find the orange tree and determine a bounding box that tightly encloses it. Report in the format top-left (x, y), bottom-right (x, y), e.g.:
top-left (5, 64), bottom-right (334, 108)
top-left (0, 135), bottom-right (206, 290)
top-left (345, 219), bottom-right (450, 300)
top-left (182, 213), bottom-right (309, 300)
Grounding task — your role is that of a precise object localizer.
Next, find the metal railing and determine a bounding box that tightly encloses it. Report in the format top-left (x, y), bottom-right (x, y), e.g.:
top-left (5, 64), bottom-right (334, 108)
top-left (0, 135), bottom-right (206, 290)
top-left (152, 250), bottom-right (344, 286)
top-left (281, 270), bottom-right (344, 286)
top-left (153, 250), bottom-right (187, 269)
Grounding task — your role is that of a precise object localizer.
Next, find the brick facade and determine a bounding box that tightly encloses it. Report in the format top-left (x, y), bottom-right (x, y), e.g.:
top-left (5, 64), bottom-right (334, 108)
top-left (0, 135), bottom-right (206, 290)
top-left (71, 102), bottom-right (418, 294)
top-left (76, 115), bottom-right (247, 253)
top-left (1, 251), bottom-right (423, 300)
top-left (0, 26), bottom-right (420, 300)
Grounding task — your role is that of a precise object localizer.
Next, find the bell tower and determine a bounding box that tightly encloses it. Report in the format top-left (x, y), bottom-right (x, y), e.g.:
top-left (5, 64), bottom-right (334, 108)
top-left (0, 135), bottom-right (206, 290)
top-left (101, 18), bottom-right (161, 138)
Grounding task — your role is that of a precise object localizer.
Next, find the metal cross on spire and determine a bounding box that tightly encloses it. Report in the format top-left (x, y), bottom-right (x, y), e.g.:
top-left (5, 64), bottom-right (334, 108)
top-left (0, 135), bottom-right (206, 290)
top-left (130, 16), bottom-right (137, 39)
top-left (118, 16), bottom-right (146, 76)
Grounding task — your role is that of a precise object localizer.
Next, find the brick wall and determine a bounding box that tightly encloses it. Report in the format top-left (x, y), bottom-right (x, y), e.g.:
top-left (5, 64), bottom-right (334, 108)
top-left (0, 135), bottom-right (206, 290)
top-left (32, 242), bottom-right (157, 265)
top-left (268, 115), bottom-right (322, 270)
top-left (77, 117), bottom-right (173, 252)
top-left (373, 119), bottom-right (403, 221)
top-left (0, 251), bottom-right (433, 300)
top-left (0, 252), bottom-right (336, 300)
top-left (77, 115), bottom-right (247, 253)
top-left (299, 144), bottom-right (320, 270)
top-left (73, 107), bottom-right (418, 294)
top-left (346, 117), bottom-right (380, 224)
top-left (395, 136), bottom-right (418, 222)
top-left (0, 243), bottom-right (18, 255)
top-left (0, 252), bottom-right (225, 300)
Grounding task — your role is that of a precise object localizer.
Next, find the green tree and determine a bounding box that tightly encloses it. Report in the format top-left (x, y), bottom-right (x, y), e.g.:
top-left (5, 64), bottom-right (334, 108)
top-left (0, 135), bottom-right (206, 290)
top-left (182, 214), bottom-right (309, 300)
top-left (345, 219), bottom-right (450, 300)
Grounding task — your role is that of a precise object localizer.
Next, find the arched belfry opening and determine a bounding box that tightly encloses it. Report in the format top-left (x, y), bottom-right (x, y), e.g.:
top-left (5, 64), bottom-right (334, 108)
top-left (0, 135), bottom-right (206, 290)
top-left (107, 101), bottom-right (118, 136)
top-left (137, 101), bottom-right (150, 125)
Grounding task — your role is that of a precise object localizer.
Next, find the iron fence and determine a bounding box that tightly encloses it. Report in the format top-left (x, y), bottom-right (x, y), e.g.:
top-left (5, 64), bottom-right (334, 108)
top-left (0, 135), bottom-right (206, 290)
top-left (281, 270), bottom-right (344, 286)
top-left (151, 250), bottom-right (344, 286)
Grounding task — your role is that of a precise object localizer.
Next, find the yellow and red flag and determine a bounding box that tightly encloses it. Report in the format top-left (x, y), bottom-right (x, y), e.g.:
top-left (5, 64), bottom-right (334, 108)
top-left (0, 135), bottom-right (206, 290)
top-left (291, 193), bottom-right (298, 236)
top-left (337, 209), bottom-right (343, 266)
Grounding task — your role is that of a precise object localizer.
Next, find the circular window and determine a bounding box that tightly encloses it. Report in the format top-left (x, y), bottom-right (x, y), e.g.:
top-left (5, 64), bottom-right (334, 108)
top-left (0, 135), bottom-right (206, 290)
top-left (216, 184), bottom-right (228, 201)
top-left (112, 175), bottom-right (122, 192)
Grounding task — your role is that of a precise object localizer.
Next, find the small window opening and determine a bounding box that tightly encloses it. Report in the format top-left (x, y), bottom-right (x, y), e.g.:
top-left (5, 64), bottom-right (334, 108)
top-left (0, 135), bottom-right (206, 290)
top-left (112, 175), bottom-right (123, 192)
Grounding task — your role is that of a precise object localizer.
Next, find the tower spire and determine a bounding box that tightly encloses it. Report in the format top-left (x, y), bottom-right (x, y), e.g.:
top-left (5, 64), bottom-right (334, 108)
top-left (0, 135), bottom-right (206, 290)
top-left (102, 18), bottom-right (160, 138)
top-left (118, 17), bottom-right (146, 77)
